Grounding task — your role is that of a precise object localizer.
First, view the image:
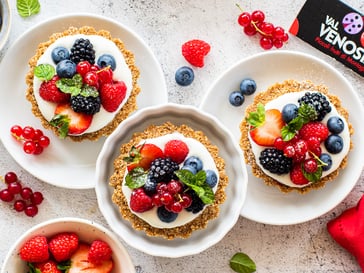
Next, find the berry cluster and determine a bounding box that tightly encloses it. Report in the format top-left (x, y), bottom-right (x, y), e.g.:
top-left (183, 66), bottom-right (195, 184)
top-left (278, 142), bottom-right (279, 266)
top-left (125, 139), bottom-right (217, 223)
top-left (10, 125), bottom-right (50, 155)
top-left (0, 171), bottom-right (43, 217)
top-left (229, 78), bottom-right (257, 107)
top-left (19, 232), bottom-right (113, 272)
top-left (237, 6), bottom-right (289, 50)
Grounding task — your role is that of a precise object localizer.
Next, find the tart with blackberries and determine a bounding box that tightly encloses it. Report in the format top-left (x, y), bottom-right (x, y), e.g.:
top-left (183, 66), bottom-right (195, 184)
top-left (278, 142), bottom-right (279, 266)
top-left (240, 80), bottom-right (353, 193)
top-left (109, 122), bottom-right (228, 239)
top-left (26, 26), bottom-right (140, 141)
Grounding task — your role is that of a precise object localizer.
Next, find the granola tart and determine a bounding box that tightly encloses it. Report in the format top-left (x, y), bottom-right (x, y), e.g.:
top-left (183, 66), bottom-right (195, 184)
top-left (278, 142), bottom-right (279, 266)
top-left (110, 122), bottom-right (228, 239)
top-left (240, 80), bottom-right (353, 193)
top-left (26, 26), bottom-right (140, 141)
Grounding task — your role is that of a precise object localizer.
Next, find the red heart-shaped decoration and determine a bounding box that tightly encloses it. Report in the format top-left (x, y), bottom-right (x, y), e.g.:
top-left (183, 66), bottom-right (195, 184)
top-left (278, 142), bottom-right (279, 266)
top-left (327, 195), bottom-right (364, 270)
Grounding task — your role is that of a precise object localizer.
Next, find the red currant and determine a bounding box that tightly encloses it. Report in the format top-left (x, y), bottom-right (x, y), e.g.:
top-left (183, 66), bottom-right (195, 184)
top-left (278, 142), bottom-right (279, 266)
top-left (10, 125), bottom-right (23, 138)
top-left (20, 187), bottom-right (33, 200)
top-left (160, 192), bottom-right (173, 206)
top-left (152, 193), bottom-right (163, 207)
top-left (4, 171), bottom-right (18, 184)
top-left (14, 200), bottom-right (26, 212)
top-left (260, 36), bottom-right (273, 50)
top-left (24, 204), bottom-right (38, 217)
top-left (244, 24), bottom-right (257, 36)
top-left (22, 126), bottom-right (35, 140)
top-left (7, 182), bottom-right (22, 195)
top-left (238, 12), bottom-right (251, 27)
top-left (303, 158), bottom-right (318, 173)
top-left (169, 201), bottom-right (183, 213)
top-left (38, 135), bottom-right (50, 148)
top-left (0, 189), bottom-right (14, 202)
top-left (84, 71), bottom-right (99, 88)
top-left (260, 22), bottom-right (274, 35)
top-left (31, 192), bottom-right (44, 205)
top-left (283, 145), bottom-right (295, 158)
top-left (23, 140), bottom-right (36, 154)
top-left (273, 26), bottom-right (285, 39)
top-left (167, 180), bottom-right (183, 195)
top-left (76, 61), bottom-right (91, 76)
top-left (180, 193), bottom-right (192, 208)
top-left (273, 39), bottom-right (284, 49)
top-left (251, 10), bottom-right (265, 23)
top-left (33, 129), bottom-right (44, 141)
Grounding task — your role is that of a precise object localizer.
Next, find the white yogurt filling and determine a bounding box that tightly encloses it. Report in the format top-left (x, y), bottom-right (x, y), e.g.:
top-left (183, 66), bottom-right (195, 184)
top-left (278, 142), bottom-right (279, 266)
top-left (122, 132), bottom-right (219, 229)
top-left (33, 34), bottom-right (133, 135)
top-left (249, 91), bottom-right (350, 188)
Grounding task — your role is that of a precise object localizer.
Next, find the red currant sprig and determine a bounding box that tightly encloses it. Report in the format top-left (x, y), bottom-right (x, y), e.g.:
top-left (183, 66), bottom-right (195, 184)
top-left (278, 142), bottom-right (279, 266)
top-left (236, 4), bottom-right (289, 50)
top-left (0, 171), bottom-right (44, 217)
top-left (10, 125), bottom-right (50, 155)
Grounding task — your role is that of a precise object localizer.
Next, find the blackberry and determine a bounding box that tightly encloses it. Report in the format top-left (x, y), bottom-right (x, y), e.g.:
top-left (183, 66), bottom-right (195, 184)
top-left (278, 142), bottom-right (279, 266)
top-left (70, 38), bottom-right (96, 64)
top-left (148, 158), bottom-right (179, 183)
top-left (298, 92), bottom-right (331, 121)
top-left (259, 148), bottom-right (292, 174)
top-left (70, 94), bottom-right (101, 115)
top-left (185, 190), bottom-right (205, 214)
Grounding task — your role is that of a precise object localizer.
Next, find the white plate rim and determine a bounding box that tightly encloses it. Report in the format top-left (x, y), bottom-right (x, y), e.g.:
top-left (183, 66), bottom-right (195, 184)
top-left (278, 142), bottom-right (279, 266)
top-left (200, 50), bottom-right (364, 225)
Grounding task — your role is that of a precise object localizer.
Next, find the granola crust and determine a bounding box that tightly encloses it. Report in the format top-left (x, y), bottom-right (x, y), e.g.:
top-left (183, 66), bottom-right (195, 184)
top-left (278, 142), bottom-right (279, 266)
top-left (240, 80), bottom-right (353, 194)
top-left (25, 26), bottom-right (141, 141)
top-left (109, 122), bottom-right (228, 240)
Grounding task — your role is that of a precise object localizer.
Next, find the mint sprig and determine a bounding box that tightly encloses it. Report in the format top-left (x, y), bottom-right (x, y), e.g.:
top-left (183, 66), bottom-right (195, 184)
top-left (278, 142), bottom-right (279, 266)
top-left (281, 104), bottom-right (317, 141)
top-left (230, 252), bottom-right (256, 273)
top-left (34, 64), bottom-right (55, 81)
top-left (175, 169), bottom-right (215, 205)
top-left (125, 167), bottom-right (148, 189)
top-left (56, 74), bottom-right (83, 96)
top-left (17, 0), bottom-right (41, 17)
top-left (49, 114), bottom-right (70, 139)
top-left (246, 103), bottom-right (265, 128)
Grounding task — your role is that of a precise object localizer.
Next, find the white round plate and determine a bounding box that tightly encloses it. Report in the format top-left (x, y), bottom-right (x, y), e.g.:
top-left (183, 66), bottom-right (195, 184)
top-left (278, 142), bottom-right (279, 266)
top-left (95, 103), bottom-right (248, 257)
top-left (0, 14), bottom-right (167, 189)
top-left (200, 50), bottom-right (364, 225)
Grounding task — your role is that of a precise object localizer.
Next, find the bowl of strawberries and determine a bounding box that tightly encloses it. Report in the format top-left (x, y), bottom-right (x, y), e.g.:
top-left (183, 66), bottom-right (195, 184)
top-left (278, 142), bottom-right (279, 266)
top-left (1, 217), bottom-right (135, 273)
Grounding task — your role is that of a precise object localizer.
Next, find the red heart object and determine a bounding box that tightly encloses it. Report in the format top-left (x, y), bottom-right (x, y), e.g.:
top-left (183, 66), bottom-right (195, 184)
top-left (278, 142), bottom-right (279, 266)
top-left (327, 195), bottom-right (364, 270)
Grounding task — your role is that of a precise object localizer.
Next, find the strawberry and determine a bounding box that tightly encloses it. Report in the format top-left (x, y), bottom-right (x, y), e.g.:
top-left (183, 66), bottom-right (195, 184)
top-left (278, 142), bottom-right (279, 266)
top-left (164, 139), bottom-right (189, 164)
top-left (88, 240), bottom-right (112, 264)
top-left (290, 163), bottom-right (309, 185)
top-left (19, 235), bottom-right (49, 263)
top-left (247, 104), bottom-right (285, 146)
top-left (99, 81), bottom-right (127, 112)
top-left (68, 243), bottom-right (113, 273)
top-left (33, 260), bottom-right (62, 273)
top-left (124, 143), bottom-right (165, 172)
top-left (130, 188), bottom-right (154, 213)
top-left (39, 75), bottom-right (70, 103)
top-left (299, 121), bottom-right (329, 142)
top-left (181, 39), bottom-right (211, 67)
top-left (48, 232), bottom-right (79, 262)
top-left (50, 103), bottom-right (92, 138)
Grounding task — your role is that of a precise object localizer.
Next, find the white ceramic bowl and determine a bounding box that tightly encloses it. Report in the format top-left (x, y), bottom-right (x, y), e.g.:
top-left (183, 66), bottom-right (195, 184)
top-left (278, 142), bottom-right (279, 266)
top-left (1, 217), bottom-right (135, 273)
top-left (95, 103), bottom-right (248, 258)
top-left (0, 0), bottom-right (11, 51)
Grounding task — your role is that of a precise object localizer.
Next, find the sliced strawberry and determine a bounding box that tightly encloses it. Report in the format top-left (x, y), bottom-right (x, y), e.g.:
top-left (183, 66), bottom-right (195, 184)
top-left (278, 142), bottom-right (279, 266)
top-left (50, 103), bottom-right (92, 138)
top-left (68, 243), bottom-right (113, 273)
top-left (124, 143), bottom-right (165, 172)
top-left (248, 107), bottom-right (285, 146)
top-left (34, 260), bottom-right (62, 273)
top-left (100, 81), bottom-right (127, 112)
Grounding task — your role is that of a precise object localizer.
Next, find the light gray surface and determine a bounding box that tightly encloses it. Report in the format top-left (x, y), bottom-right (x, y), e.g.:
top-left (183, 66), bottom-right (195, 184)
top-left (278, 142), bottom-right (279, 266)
top-left (0, 0), bottom-right (363, 272)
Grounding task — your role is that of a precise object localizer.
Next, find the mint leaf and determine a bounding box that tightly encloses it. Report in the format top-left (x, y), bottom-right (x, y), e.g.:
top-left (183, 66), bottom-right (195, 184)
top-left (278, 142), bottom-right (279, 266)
top-left (302, 165), bottom-right (322, 182)
top-left (80, 85), bottom-right (99, 97)
top-left (34, 64), bottom-right (55, 81)
top-left (17, 0), bottom-right (40, 17)
top-left (175, 169), bottom-right (214, 205)
top-left (230, 252), bottom-right (256, 273)
top-left (49, 114), bottom-right (70, 139)
top-left (246, 103), bottom-right (265, 128)
top-left (125, 167), bottom-right (147, 189)
top-left (56, 74), bottom-right (83, 96)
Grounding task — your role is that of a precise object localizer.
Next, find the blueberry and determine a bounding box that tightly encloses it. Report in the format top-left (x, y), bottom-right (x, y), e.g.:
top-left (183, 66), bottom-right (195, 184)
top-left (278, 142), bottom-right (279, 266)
top-left (327, 116), bottom-right (344, 134)
top-left (51, 46), bottom-right (70, 64)
top-left (229, 91), bottom-right (245, 106)
top-left (281, 103), bottom-right (298, 123)
top-left (319, 153), bottom-right (332, 171)
top-left (183, 156), bottom-right (203, 173)
top-left (56, 60), bottom-right (76, 78)
top-left (181, 164), bottom-right (197, 175)
top-left (97, 54), bottom-right (116, 70)
top-left (240, 78), bottom-right (256, 95)
top-left (157, 206), bottom-right (178, 223)
top-left (325, 134), bottom-right (343, 154)
top-left (205, 170), bottom-right (218, 188)
top-left (175, 66), bottom-right (194, 86)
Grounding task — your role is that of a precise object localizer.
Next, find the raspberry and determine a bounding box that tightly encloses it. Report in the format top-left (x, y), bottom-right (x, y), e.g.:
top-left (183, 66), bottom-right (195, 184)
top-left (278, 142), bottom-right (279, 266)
top-left (39, 75), bottom-right (70, 103)
top-left (164, 139), bottom-right (189, 164)
top-left (130, 188), bottom-right (154, 213)
top-left (290, 164), bottom-right (309, 185)
top-left (299, 122), bottom-right (329, 141)
top-left (181, 39), bottom-right (211, 67)
top-left (88, 240), bottom-right (112, 264)
top-left (48, 232), bottom-right (79, 262)
top-left (19, 235), bottom-right (49, 263)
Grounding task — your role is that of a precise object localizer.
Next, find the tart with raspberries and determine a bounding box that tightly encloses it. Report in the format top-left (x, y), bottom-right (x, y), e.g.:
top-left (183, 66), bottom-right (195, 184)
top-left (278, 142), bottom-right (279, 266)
top-left (26, 26), bottom-right (140, 141)
top-left (109, 122), bottom-right (228, 239)
top-left (240, 80), bottom-right (353, 193)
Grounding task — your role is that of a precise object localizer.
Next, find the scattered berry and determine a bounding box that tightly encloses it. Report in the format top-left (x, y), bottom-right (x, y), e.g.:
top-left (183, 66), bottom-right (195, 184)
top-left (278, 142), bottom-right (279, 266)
top-left (240, 78), bottom-right (257, 95)
top-left (175, 66), bottom-right (195, 86)
top-left (229, 91), bottom-right (245, 106)
top-left (181, 39), bottom-right (211, 67)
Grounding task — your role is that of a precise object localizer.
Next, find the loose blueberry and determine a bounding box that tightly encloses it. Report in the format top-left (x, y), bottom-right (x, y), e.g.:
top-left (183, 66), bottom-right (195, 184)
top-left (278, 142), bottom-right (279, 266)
top-left (325, 134), bottom-right (343, 154)
top-left (319, 153), bottom-right (332, 171)
top-left (181, 164), bottom-right (197, 175)
top-left (205, 170), bottom-right (218, 188)
top-left (175, 66), bottom-right (194, 86)
top-left (56, 60), bottom-right (76, 78)
top-left (183, 156), bottom-right (203, 173)
top-left (229, 91), bottom-right (245, 106)
top-left (281, 103), bottom-right (298, 123)
top-left (240, 78), bottom-right (257, 95)
top-left (97, 54), bottom-right (116, 70)
top-left (327, 116), bottom-right (344, 134)
top-left (157, 206), bottom-right (178, 223)
top-left (51, 46), bottom-right (70, 64)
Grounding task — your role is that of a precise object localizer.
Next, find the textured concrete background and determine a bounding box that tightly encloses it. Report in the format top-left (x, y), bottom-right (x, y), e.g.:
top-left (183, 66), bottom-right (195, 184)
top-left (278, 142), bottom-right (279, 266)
top-left (0, 0), bottom-right (363, 272)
